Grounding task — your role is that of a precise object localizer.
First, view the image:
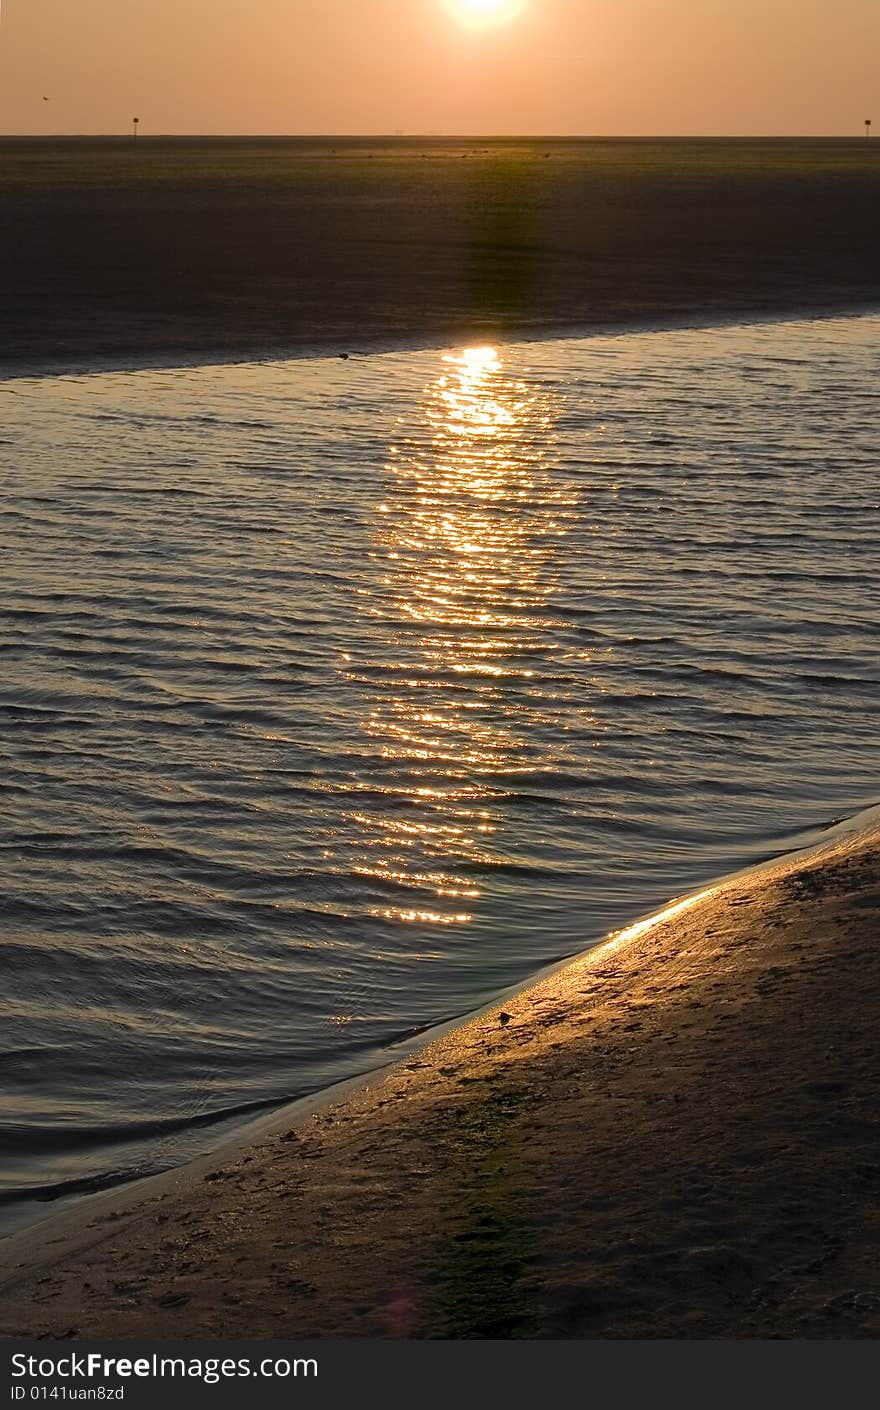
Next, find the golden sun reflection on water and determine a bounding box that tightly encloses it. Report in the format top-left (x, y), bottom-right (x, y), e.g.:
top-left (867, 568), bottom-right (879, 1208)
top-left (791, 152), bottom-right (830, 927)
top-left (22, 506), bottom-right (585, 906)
top-left (345, 345), bottom-right (578, 927)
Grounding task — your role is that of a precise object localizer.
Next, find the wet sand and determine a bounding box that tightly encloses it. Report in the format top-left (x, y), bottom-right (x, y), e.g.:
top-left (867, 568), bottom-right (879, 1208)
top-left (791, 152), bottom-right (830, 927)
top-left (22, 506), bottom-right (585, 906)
top-left (1, 821), bottom-right (878, 1339)
top-left (2, 137), bottom-right (880, 375)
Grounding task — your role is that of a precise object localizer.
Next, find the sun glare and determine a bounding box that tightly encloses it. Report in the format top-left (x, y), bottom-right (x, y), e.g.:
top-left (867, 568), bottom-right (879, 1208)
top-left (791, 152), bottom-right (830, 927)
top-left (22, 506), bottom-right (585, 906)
top-left (448, 0), bottom-right (526, 29)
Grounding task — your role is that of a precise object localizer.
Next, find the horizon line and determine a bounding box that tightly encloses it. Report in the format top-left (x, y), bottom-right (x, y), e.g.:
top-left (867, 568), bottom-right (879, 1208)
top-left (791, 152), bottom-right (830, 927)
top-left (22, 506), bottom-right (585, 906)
top-left (0, 130), bottom-right (874, 141)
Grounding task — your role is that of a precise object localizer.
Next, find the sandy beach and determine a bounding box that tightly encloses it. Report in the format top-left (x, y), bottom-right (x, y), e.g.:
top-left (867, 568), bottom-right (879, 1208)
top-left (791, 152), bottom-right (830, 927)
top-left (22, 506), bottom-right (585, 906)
top-left (2, 137), bottom-right (879, 376)
top-left (1, 818), bottom-right (878, 1340)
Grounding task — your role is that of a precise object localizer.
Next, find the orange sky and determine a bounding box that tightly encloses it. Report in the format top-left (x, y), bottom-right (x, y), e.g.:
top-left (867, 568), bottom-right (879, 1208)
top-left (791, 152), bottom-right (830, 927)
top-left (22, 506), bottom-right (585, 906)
top-left (1, 0), bottom-right (877, 136)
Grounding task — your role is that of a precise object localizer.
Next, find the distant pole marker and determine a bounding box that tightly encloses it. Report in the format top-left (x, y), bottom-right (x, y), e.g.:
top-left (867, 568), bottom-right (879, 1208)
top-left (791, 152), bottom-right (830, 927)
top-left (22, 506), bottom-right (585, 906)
top-left (866, 119), bottom-right (872, 140)
top-left (133, 116), bottom-right (140, 142)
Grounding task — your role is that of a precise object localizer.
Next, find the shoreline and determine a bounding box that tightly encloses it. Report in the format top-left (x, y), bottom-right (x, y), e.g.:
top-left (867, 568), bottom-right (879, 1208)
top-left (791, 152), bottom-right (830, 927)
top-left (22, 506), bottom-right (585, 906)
top-left (2, 297), bottom-right (879, 384)
top-left (2, 804), bottom-right (874, 1253)
top-left (2, 807), bottom-right (879, 1339)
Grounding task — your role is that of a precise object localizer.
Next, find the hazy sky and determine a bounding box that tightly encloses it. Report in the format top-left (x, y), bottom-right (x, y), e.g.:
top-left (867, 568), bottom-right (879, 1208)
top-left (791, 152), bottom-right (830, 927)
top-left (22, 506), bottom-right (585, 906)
top-left (1, 0), bottom-right (877, 136)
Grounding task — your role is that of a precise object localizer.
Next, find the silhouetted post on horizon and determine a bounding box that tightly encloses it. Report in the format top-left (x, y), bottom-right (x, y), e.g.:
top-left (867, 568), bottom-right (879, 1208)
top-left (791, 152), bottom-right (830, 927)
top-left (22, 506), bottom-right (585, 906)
top-left (866, 119), bottom-right (872, 140)
top-left (133, 116), bottom-right (140, 142)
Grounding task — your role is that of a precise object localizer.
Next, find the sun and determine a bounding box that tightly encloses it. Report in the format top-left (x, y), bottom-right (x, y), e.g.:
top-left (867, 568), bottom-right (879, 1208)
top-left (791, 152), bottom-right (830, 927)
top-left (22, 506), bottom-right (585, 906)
top-left (448, 0), bottom-right (527, 29)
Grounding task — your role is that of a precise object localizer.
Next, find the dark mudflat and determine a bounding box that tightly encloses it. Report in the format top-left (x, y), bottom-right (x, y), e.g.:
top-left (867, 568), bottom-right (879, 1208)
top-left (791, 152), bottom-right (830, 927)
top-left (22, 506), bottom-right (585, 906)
top-left (2, 136), bottom-right (879, 374)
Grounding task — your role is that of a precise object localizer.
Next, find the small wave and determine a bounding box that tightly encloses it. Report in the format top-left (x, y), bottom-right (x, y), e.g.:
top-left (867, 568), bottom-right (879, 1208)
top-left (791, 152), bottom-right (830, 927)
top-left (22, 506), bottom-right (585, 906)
top-left (0, 1164), bottom-right (172, 1207)
top-left (0, 1093), bottom-right (291, 1164)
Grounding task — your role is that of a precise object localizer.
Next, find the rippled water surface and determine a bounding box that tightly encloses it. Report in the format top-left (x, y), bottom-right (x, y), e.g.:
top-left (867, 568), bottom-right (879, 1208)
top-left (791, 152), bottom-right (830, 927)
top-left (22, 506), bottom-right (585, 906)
top-left (2, 313), bottom-right (878, 1229)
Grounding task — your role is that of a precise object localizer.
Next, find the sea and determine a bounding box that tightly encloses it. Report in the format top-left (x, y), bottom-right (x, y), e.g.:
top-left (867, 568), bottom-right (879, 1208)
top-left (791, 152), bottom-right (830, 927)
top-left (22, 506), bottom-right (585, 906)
top-left (1, 309), bottom-right (878, 1234)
